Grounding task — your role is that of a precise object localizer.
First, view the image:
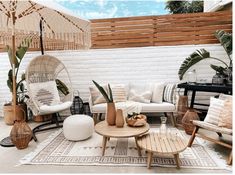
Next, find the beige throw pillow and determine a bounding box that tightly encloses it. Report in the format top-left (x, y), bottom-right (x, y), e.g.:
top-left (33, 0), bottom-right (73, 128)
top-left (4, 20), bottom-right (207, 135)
top-left (89, 85), bottom-right (107, 105)
top-left (204, 97), bottom-right (225, 125)
top-left (111, 84), bottom-right (127, 102)
top-left (151, 82), bottom-right (165, 103)
top-left (218, 99), bottom-right (232, 129)
top-left (30, 81), bottom-right (61, 107)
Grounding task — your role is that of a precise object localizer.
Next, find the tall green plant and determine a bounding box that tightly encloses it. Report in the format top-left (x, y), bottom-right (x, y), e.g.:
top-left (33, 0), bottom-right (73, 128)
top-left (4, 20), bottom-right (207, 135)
top-left (178, 30), bottom-right (232, 80)
top-left (92, 80), bottom-right (113, 103)
top-left (6, 37), bottom-right (32, 104)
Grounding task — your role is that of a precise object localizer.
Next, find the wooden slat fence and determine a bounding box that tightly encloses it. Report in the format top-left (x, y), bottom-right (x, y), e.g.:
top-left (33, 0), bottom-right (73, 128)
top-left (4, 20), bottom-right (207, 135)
top-left (0, 11), bottom-right (232, 51)
top-left (91, 11), bottom-right (232, 49)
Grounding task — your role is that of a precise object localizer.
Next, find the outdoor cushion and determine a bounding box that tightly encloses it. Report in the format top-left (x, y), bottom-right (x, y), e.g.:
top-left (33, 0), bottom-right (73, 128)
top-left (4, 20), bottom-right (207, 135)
top-left (91, 101), bottom-right (175, 113)
top-left (111, 84), bottom-right (128, 102)
top-left (151, 82), bottom-right (165, 103)
top-left (30, 81), bottom-right (61, 107)
top-left (39, 101), bottom-right (72, 115)
top-left (204, 97), bottom-right (225, 125)
top-left (163, 83), bottom-right (176, 103)
top-left (218, 100), bottom-right (232, 129)
top-left (192, 120), bottom-right (232, 135)
top-left (89, 85), bottom-right (107, 105)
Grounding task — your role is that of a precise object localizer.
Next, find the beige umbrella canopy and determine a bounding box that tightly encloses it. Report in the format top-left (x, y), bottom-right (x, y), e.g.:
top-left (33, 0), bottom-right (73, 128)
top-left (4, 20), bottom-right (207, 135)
top-left (0, 0), bottom-right (91, 50)
top-left (0, 0), bottom-right (91, 146)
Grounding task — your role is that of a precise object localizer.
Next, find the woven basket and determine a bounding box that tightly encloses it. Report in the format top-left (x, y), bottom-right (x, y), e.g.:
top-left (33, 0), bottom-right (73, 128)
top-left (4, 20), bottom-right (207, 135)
top-left (182, 108), bottom-right (199, 135)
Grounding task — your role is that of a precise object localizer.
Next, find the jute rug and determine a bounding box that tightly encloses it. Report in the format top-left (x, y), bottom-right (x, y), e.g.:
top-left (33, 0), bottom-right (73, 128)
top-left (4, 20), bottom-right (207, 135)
top-left (20, 128), bottom-right (230, 170)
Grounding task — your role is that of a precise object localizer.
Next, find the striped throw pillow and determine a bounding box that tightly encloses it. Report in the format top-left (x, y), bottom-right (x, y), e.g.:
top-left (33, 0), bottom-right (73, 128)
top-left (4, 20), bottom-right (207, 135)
top-left (218, 100), bottom-right (232, 129)
top-left (163, 83), bottom-right (176, 103)
top-left (204, 97), bottom-right (225, 125)
top-left (111, 84), bottom-right (127, 102)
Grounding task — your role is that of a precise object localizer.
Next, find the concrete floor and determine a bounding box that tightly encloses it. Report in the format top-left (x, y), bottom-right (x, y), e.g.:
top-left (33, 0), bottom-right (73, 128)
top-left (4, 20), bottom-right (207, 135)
top-left (0, 117), bottom-right (233, 174)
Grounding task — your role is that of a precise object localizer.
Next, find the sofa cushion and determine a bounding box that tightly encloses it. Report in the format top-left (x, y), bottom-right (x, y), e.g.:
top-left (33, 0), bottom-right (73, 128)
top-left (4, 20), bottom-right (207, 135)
top-left (151, 82), bottom-right (165, 103)
top-left (91, 101), bottom-right (175, 113)
top-left (218, 98), bottom-right (232, 129)
top-left (163, 83), bottom-right (176, 103)
top-left (128, 83), bottom-right (152, 103)
top-left (89, 85), bottom-right (107, 105)
top-left (204, 97), bottom-right (225, 126)
top-left (111, 84), bottom-right (128, 102)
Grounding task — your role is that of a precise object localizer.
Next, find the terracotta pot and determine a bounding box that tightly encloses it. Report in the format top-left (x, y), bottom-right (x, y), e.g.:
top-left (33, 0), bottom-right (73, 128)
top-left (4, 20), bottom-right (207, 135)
top-left (33, 114), bottom-right (52, 122)
top-left (116, 109), bottom-right (125, 127)
top-left (106, 102), bottom-right (116, 125)
top-left (182, 108), bottom-right (199, 135)
top-left (3, 103), bottom-right (27, 125)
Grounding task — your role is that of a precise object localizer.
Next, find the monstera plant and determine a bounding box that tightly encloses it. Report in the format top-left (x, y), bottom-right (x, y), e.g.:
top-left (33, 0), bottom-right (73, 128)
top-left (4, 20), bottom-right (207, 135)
top-left (178, 30), bottom-right (232, 83)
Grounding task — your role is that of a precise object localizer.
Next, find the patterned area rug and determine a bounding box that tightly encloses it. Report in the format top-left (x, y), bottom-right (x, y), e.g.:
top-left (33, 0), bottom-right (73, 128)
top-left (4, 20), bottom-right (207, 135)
top-left (20, 128), bottom-right (230, 170)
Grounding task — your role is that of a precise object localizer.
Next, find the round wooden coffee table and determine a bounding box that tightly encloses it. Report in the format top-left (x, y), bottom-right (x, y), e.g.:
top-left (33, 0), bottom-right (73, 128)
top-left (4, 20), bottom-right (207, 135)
top-left (137, 132), bottom-right (188, 169)
top-left (95, 121), bottom-right (149, 156)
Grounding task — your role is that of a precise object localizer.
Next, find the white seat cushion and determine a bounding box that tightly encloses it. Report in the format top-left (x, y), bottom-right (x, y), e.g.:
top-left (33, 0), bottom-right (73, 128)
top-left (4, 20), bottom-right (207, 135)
top-left (91, 101), bottom-right (175, 113)
top-left (39, 101), bottom-right (72, 115)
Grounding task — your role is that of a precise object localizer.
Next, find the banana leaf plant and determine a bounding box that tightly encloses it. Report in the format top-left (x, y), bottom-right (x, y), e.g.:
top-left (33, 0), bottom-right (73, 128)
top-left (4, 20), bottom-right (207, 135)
top-left (92, 80), bottom-right (113, 103)
top-left (178, 30), bottom-right (232, 80)
top-left (6, 38), bottom-right (32, 104)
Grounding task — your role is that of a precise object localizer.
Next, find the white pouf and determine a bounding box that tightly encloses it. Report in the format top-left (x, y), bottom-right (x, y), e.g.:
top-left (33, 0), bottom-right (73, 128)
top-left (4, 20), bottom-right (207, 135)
top-left (63, 114), bottom-right (94, 141)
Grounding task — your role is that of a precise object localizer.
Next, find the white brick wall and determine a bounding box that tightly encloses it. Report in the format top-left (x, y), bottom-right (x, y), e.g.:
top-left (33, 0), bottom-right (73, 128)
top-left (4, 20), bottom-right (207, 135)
top-left (0, 44), bottom-right (229, 117)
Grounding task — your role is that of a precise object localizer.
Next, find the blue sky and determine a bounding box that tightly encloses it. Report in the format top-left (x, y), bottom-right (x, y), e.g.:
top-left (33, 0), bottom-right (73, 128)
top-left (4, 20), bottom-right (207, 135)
top-left (57, 0), bottom-right (169, 19)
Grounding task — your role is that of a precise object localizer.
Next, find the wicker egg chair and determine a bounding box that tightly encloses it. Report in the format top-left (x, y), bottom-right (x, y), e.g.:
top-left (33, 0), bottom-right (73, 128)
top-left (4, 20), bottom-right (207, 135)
top-left (26, 55), bottom-right (73, 141)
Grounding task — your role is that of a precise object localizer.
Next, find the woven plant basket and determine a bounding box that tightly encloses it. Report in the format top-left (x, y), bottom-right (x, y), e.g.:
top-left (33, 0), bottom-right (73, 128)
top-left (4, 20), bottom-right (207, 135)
top-left (182, 108), bottom-right (199, 135)
top-left (10, 109), bottom-right (32, 149)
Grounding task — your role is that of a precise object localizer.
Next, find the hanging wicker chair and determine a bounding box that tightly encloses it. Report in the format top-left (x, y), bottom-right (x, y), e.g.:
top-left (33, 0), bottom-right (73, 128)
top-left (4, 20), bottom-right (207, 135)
top-left (26, 55), bottom-right (73, 141)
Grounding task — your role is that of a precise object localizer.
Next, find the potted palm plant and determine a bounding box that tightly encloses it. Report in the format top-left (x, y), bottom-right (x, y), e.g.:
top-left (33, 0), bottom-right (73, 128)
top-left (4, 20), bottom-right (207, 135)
top-left (178, 30), bottom-right (232, 85)
top-left (3, 38), bottom-right (31, 125)
top-left (92, 80), bottom-right (116, 125)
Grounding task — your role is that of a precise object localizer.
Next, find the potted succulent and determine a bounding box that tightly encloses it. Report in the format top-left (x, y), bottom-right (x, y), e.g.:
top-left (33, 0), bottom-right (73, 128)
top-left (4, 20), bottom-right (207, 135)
top-left (92, 80), bottom-right (116, 125)
top-left (3, 38), bottom-right (31, 125)
top-left (178, 30), bottom-right (232, 85)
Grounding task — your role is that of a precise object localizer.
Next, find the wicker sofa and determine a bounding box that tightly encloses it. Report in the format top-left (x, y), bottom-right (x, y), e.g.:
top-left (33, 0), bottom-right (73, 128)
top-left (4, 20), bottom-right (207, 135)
top-left (89, 83), bottom-right (177, 126)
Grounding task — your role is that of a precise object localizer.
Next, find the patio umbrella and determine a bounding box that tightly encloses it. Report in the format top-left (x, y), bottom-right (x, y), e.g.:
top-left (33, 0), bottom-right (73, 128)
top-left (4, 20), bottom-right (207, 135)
top-left (0, 0), bottom-right (91, 146)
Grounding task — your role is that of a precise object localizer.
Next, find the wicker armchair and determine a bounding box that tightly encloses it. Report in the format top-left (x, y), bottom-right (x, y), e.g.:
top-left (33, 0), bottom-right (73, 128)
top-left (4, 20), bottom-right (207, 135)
top-left (26, 55), bottom-right (73, 141)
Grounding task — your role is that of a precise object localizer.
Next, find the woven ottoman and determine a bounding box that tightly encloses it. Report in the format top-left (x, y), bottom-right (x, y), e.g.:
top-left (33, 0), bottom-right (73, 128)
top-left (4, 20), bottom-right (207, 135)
top-left (63, 114), bottom-right (94, 141)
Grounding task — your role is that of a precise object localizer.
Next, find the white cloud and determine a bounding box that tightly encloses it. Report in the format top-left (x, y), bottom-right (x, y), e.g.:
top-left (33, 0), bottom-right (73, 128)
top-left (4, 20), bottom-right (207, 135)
top-left (76, 5), bottom-right (118, 19)
top-left (96, 0), bottom-right (108, 8)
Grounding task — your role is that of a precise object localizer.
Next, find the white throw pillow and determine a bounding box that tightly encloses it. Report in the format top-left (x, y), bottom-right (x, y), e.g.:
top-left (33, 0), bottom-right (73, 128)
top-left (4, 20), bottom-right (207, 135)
top-left (110, 84), bottom-right (128, 102)
top-left (204, 97), bottom-right (225, 125)
top-left (128, 83), bottom-right (152, 103)
top-left (151, 82), bottom-right (165, 103)
top-left (89, 85), bottom-right (107, 105)
top-left (29, 81), bottom-right (61, 107)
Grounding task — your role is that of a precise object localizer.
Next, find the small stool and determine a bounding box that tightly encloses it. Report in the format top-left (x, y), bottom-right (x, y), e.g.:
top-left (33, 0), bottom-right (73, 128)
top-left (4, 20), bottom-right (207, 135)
top-left (63, 114), bottom-right (94, 141)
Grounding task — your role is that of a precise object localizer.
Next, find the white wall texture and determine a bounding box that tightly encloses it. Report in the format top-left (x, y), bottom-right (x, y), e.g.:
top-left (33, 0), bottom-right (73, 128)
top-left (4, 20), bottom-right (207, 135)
top-left (0, 44), bottom-right (229, 117)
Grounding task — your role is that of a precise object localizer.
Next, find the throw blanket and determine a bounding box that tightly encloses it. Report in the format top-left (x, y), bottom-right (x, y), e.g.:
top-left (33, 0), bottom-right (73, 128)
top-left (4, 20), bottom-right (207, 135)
top-left (116, 101), bottom-right (142, 117)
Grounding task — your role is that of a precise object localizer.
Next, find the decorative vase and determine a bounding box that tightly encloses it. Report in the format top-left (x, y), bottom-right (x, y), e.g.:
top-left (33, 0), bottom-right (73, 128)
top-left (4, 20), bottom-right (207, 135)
top-left (106, 102), bottom-right (116, 125)
top-left (115, 109), bottom-right (125, 127)
top-left (187, 69), bottom-right (197, 84)
top-left (176, 95), bottom-right (189, 125)
top-left (182, 108), bottom-right (200, 135)
top-left (159, 116), bottom-right (168, 137)
top-left (10, 109), bottom-right (32, 149)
